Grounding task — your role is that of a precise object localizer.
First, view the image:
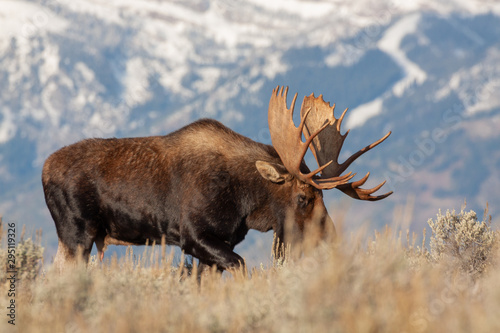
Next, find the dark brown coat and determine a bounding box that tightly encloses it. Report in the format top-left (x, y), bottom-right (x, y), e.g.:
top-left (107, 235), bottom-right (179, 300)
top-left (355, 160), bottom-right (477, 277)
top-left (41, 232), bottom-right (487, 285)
top-left (42, 119), bottom-right (331, 270)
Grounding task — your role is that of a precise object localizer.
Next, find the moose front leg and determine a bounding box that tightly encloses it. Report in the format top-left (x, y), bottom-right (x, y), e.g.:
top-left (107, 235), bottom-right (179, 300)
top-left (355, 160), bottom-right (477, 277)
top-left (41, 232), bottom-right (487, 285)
top-left (272, 225), bottom-right (286, 261)
top-left (181, 233), bottom-right (244, 271)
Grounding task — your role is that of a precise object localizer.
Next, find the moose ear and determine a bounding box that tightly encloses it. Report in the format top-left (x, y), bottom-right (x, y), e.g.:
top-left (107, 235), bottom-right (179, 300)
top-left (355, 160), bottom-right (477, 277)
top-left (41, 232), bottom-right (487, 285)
top-left (255, 161), bottom-right (291, 183)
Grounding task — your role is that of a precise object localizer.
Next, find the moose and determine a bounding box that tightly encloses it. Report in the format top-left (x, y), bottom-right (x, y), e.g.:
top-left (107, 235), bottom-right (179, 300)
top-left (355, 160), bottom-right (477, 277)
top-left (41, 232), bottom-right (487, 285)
top-left (42, 86), bottom-right (392, 271)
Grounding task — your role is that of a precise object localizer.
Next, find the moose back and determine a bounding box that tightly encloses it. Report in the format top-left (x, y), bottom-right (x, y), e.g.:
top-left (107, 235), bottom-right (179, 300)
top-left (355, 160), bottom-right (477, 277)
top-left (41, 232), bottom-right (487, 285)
top-left (42, 86), bottom-right (392, 271)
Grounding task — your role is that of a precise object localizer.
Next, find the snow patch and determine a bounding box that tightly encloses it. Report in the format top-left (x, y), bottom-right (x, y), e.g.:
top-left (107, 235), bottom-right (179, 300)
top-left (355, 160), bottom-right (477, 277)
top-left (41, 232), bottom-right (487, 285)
top-left (221, 110), bottom-right (245, 124)
top-left (263, 53), bottom-right (288, 80)
top-left (461, 114), bottom-right (500, 140)
top-left (378, 13), bottom-right (427, 97)
top-left (40, 81), bottom-right (62, 127)
top-left (124, 58), bottom-right (153, 108)
top-left (192, 67), bottom-right (222, 93)
top-left (75, 62), bottom-right (96, 82)
top-left (0, 108), bottom-right (17, 143)
top-left (39, 43), bottom-right (60, 85)
top-left (466, 79), bottom-right (500, 114)
top-left (0, 0), bottom-right (69, 40)
top-left (248, 0), bottom-right (335, 19)
top-left (434, 72), bottom-right (460, 101)
top-left (346, 98), bottom-right (384, 129)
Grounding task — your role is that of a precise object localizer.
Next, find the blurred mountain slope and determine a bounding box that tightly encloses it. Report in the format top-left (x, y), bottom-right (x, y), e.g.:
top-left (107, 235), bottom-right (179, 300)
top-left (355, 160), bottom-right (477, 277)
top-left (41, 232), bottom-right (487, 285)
top-left (0, 0), bottom-right (499, 262)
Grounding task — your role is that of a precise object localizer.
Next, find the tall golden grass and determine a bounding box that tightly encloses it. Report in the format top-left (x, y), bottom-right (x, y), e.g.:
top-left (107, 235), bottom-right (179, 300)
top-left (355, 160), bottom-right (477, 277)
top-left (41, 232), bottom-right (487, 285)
top-left (1, 205), bottom-right (499, 333)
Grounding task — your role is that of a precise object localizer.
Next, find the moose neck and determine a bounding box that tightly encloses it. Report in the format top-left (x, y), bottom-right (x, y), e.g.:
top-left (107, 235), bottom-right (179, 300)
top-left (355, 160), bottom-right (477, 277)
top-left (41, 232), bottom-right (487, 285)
top-left (241, 149), bottom-right (291, 235)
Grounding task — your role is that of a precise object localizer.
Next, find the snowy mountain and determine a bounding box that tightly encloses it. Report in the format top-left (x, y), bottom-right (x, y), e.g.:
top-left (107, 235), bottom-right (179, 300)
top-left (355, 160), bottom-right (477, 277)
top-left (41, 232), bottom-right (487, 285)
top-left (1, 0), bottom-right (499, 262)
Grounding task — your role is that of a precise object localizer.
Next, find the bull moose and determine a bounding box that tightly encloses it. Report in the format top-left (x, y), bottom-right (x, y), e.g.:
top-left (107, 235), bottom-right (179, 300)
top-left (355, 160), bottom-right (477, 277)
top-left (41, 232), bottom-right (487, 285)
top-left (42, 86), bottom-right (392, 271)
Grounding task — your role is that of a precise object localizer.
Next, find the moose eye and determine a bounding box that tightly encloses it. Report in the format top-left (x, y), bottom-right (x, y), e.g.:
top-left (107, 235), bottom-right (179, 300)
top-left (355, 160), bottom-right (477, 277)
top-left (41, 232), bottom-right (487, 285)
top-left (297, 194), bottom-right (309, 208)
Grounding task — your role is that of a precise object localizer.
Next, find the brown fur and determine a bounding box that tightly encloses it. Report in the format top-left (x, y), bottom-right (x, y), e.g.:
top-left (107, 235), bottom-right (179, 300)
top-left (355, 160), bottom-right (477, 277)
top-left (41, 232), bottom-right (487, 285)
top-left (42, 119), bottom-right (332, 270)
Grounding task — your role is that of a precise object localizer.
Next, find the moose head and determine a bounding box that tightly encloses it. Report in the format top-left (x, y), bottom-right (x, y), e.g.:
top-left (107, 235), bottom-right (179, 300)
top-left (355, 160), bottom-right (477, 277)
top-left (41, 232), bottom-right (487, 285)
top-left (257, 86), bottom-right (392, 244)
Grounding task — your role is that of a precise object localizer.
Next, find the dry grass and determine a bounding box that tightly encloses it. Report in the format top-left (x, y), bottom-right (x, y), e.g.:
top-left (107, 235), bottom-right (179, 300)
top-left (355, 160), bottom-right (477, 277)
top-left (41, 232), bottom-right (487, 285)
top-left (1, 207), bottom-right (500, 333)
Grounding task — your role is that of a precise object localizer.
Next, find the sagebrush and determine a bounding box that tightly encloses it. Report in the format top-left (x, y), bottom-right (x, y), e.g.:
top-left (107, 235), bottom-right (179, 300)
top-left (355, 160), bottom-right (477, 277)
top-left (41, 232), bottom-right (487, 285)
top-left (0, 208), bottom-right (499, 333)
top-left (428, 206), bottom-right (497, 278)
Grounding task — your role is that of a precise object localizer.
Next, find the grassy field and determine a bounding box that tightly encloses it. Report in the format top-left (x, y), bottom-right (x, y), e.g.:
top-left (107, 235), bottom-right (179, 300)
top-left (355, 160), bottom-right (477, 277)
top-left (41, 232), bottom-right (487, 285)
top-left (1, 206), bottom-right (499, 333)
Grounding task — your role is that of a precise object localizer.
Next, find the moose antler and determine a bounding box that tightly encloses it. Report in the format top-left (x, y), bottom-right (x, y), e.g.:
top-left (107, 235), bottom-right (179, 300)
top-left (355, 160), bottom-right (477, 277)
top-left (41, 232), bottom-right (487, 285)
top-left (268, 86), bottom-right (355, 189)
top-left (300, 93), bottom-right (392, 200)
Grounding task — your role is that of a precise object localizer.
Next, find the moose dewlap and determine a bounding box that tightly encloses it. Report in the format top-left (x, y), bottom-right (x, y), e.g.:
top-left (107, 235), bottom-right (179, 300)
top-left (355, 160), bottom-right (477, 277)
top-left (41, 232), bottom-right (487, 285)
top-left (42, 86), bottom-right (392, 271)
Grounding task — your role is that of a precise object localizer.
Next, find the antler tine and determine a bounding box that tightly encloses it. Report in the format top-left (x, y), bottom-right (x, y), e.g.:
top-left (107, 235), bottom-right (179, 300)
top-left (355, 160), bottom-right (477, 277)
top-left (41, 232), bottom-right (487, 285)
top-left (336, 131), bottom-right (392, 176)
top-left (338, 107), bottom-right (348, 132)
top-left (312, 171), bottom-right (356, 188)
top-left (288, 87), bottom-right (298, 119)
top-left (337, 172), bottom-right (393, 201)
top-left (268, 86), bottom-right (392, 196)
top-left (300, 92), bottom-right (393, 199)
top-left (300, 119), bottom-right (357, 188)
top-left (268, 86), bottom-right (354, 190)
top-left (268, 85), bottom-right (305, 176)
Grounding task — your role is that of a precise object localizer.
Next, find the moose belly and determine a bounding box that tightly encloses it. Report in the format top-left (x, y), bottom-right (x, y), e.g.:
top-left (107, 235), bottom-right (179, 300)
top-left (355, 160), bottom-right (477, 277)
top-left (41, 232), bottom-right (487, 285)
top-left (103, 235), bottom-right (137, 247)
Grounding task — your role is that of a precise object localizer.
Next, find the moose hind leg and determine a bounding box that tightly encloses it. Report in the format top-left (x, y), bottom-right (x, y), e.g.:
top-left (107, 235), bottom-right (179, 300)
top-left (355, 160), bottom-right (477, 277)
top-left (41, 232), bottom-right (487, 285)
top-left (52, 216), bottom-right (98, 269)
top-left (53, 238), bottom-right (94, 272)
top-left (45, 178), bottom-right (100, 270)
top-left (53, 241), bottom-right (75, 272)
